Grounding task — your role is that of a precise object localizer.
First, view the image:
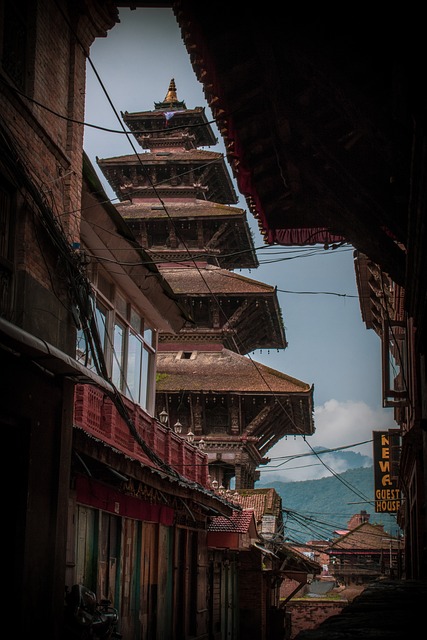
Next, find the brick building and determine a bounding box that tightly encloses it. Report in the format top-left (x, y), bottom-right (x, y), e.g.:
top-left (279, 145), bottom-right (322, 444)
top-left (0, 5), bottom-right (316, 638)
top-left (0, 3), bottom-right (120, 636)
top-left (1, 4), bottom-right (233, 638)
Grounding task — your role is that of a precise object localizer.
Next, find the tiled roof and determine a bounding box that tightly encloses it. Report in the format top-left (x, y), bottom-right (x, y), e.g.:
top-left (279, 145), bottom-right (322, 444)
top-left (329, 522), bottom-right (392, 551)
top-left (97, 150), bottom-right (225, 164)
top-left (156, 347), bottom-right (312, 393)
top-left (158, 264), bottom-right (275, 294)
top-left (97, 151), bottom-right (238, 205)
top-left (122, 106), bottom-right (217, 147)
top-left (208, 508), bottom-right (256, 533)
top-left (231, 489), bottom-right (283, 524)
top-left (117, 199), bottom-right (247, 220)
top-left (306, 539), bottom-right (330, 547)
top-left (116, 200), bottom-right (259, 271)
top-left (157, 265), bottom-right (286, 353)
top-left (123, 107), bottom-right (205, 118)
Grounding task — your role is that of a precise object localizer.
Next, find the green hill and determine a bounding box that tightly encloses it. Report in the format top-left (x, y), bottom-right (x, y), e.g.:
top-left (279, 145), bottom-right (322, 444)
top-left (256, 466), bottom-right (402, 543)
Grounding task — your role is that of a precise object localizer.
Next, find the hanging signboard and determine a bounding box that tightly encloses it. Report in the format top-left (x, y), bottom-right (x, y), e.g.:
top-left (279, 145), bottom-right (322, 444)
top-left (373, 430), bottom-right (401, 513)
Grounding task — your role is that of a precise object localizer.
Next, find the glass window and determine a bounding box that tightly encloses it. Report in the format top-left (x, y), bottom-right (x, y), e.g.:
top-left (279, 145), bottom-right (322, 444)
top-left (382, 320), bottom-right (408, 408)
top-left (141, 346), bottom-right (150, 409)
top-left (76, 327), bottom-right (88, 366)
top-left (112, 319), bottom-right (125, 390)
top-left (130, 307), bottom-right (141, 332)
top-left (127, 331), bottom-right (143, 403)
top-left (76, 273), bottom-right (157, 414)
top-left (144, 326), bottom-right (154, 348)
top-left (115, 292), bottom-right (127, 318)
top-left (95, 301), bottom-right (108, 354)
top-left (76, 297), bottom-right (111, 374)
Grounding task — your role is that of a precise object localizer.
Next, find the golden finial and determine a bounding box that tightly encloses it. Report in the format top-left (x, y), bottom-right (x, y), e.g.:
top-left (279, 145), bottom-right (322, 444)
top-left (163, 78), bottom-right (178, 103)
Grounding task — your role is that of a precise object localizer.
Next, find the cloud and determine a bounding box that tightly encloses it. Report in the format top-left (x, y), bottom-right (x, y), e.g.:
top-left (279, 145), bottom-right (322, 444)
top-left (259, 399), bottom-right (394, 483)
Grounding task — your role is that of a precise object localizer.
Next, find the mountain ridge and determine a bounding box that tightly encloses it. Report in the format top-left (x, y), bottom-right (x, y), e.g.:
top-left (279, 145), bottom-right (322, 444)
top-left (259, 447), bottom-right (372, 485)
top-left (256, 465), bottom-right (401, 543)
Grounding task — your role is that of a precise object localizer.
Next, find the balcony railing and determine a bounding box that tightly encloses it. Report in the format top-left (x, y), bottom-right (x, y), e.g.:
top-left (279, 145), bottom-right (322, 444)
top-left (74, 383), bottom-right (209, 486)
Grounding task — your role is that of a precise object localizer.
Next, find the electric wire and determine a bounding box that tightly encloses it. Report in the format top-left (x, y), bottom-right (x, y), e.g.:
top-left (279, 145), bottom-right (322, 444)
top-left (282, 506), bottom-right (400, 546)
top-left (81, 103), bottom-right (371, 507)
top-left (0, 119), bottom-right (220, 497)
top-left (13, 6), bottom-right (382, 513)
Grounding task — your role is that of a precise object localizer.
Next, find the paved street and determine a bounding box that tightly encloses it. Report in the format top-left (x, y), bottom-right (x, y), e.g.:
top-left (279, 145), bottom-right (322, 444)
top-left (293, 578), bottom-right (427, 639)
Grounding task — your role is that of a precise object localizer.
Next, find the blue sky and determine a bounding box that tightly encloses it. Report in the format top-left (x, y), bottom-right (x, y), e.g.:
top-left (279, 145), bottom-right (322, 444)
top-left (83, 7), bottom-right (394, 481)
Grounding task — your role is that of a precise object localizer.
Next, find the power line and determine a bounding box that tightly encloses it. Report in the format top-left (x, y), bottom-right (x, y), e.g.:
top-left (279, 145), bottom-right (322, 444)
top-left (16, 8), bottom-right (375, 513)
top-left (263, 439), bottom-right (373, 465)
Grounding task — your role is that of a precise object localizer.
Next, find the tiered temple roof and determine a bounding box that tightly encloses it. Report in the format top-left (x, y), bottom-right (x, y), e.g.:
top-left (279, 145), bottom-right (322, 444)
top-left (97, 79), bottom-right (315, 489)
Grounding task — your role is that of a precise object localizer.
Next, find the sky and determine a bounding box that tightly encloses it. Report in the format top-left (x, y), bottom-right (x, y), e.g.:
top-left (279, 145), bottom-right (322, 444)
top-left (83, 7), bottom-right (394, 483)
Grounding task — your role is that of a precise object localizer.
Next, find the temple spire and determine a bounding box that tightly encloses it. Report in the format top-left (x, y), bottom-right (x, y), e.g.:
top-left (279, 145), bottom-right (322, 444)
top-left (154, 78), bottom-right (186, 111)
top-left (164, 78), bottom-right (178, 103)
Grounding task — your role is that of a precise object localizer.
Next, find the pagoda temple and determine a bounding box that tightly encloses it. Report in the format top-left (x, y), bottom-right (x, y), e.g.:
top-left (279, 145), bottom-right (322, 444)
top-left (97, 79), bottom-right (315, 489)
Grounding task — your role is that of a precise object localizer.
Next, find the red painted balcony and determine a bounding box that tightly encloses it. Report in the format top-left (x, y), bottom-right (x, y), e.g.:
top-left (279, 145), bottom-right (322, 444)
top-left (73, 383), bottom-right (209, 486)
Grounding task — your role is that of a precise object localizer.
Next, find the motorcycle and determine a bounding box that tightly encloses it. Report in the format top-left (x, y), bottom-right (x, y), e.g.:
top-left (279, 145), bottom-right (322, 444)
top-left (64, 583), bottom-right (122, 639)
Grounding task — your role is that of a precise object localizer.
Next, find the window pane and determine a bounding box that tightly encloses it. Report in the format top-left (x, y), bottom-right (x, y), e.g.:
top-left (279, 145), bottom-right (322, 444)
top-left (76, 295), bottom-right (98, 370)
top-left (116, 292), bottom-right (127, 318)
top-left (127, 332), bottom-right (142, 402)
top-left (140, 347), bottom-right (150, 409)
top-left (130, 307), bottom-right (142, 333)
top-left (95, 303), bottom-right (107, 352)
top-left (112, 321), bottom-right (125, 390)
top-left (76, 328), bottom-right (89, 366)
top-left (97, 273), bottom-right (112, 301)
top-left (144, 326), bottom-right (155, 349)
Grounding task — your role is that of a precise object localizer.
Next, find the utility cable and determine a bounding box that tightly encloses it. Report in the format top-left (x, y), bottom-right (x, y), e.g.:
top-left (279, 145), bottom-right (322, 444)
top-left (40, 6), bottom-right (375, 510)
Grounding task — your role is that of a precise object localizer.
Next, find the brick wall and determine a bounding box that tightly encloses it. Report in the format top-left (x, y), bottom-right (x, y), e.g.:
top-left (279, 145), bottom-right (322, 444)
top-left (286, 600), bottom-right (346, 639)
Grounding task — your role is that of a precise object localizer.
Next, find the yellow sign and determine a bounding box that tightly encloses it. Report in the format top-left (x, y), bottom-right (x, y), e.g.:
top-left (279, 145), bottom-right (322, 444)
top-left (373, 431), bottom-right (401, 513)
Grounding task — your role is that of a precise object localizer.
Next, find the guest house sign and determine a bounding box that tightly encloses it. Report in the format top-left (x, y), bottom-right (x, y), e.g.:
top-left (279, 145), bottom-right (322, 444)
top-left (373, 430), bottom-right (401, 513)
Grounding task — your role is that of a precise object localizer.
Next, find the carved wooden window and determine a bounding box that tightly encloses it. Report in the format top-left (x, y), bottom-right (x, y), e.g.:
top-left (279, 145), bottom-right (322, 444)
top-left (190, 298), bottom-right (211, 325)
top-left (148, 220), bottom-right (169, 248)
top-left (382, 320), bottom-right (408, 408)
top-left (206, 405), bottom-right (229, 433)
top-left (176, 220), bottom-right (198, 247)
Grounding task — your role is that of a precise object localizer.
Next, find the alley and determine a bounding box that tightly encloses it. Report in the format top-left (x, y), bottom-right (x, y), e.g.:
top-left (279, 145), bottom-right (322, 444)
top-left (292, 578), bottom-right (427, 639)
